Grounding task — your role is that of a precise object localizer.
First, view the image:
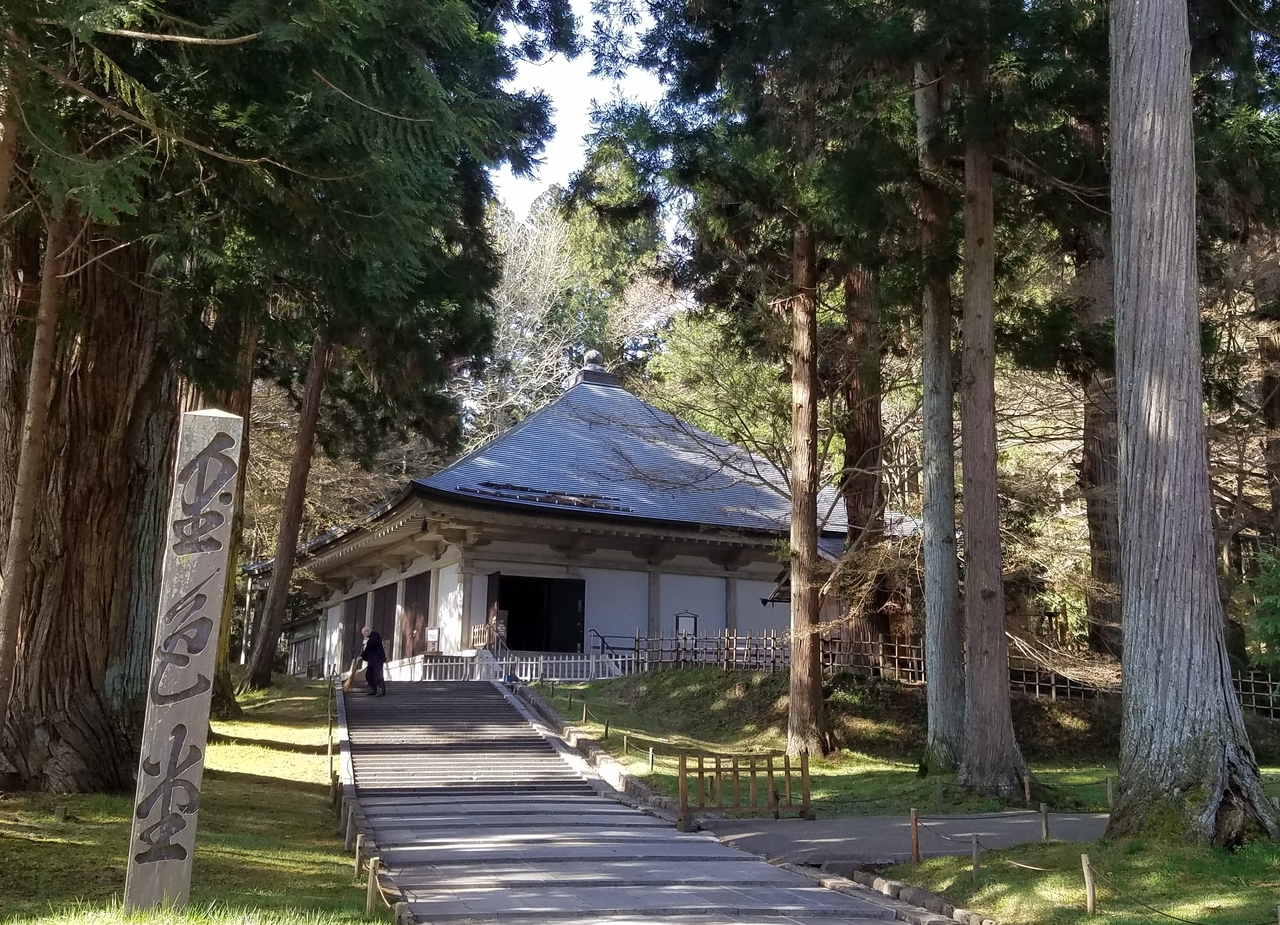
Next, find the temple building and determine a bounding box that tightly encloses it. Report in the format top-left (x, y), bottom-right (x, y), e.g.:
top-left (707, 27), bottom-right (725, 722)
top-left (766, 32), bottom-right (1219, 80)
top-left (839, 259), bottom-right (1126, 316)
top-left (260, 361), bottom-right (852, 676)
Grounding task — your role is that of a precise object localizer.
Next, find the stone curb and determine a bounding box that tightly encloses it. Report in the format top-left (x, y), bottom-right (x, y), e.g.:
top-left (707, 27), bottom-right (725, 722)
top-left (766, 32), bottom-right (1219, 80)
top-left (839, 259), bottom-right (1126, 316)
top-left (512, 684), bottom-right (683, 823)
top-left (815, 862), bottom-right (1001, 925)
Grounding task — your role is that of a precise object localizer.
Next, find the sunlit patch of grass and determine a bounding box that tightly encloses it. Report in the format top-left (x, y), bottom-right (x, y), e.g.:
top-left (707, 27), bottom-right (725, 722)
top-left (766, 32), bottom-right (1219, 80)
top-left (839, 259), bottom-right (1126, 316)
top-left (1, 680), bottom-right (363, 924)
top-left (885, 839), bottom-right (1280, 925)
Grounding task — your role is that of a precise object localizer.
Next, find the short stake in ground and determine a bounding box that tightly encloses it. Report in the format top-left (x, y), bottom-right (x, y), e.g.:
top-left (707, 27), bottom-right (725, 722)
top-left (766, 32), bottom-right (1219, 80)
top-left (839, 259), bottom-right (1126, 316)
top-left (123, 410), bottom-right (245, 911)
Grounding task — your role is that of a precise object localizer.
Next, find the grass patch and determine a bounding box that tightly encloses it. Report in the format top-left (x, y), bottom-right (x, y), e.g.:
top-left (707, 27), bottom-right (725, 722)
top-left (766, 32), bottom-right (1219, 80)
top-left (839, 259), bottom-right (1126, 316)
top-left (883, 839), bottom-right (1280, 925)
top-left (0, 678), bottom-right (365, 924)
top-left (535, 669), bottom-right (1280, 817)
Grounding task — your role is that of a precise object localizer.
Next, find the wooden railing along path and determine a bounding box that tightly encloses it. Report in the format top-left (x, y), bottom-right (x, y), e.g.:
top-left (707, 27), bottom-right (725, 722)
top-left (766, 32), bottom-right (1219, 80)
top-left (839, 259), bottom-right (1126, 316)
top-left (675, 751), bottom-right (813, 831)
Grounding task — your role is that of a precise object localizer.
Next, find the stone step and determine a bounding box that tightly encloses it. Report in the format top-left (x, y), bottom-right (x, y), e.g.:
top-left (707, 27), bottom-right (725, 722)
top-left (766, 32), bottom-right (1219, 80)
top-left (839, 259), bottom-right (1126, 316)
top-left (343, 681), bottom-right (896, 925)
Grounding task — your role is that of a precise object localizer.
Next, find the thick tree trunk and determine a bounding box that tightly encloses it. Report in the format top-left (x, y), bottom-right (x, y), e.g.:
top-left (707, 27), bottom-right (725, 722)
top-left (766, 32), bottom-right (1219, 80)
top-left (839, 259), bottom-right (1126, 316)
top-left (916, 60), bottom-right (966, 772)
top-left (958, 65), bottom-right (1026, 796)
top-left (242, 336), bottom-right (330, 691)
top-left (211, 321), bottom-right (259, 719)
top-left (0, 214), bottom-right (72, 731)
top-left (0, 231), bottom-right (182, 791)
top-left (0, 89), bottom-right (18, 219)
top-left (1082, 373), bottom-right (1121, 654)
top-left (1258, 314), bottom-right (1280, 539)
top-left (0, 226), bottom-right (40, 587)
top-left (1109, 0), bottom-right (1278, 843)
top-left (1075, 227), bottom-right (1123, 656)
top-left (841, 267), bottom-right (887, 636)
top-left (787, 221), bottom-right (828, 757)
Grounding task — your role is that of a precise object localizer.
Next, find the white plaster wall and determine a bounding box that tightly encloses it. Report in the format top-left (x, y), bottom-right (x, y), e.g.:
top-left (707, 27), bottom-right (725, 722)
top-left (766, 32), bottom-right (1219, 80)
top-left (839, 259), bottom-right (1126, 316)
top-left (658, 573), bottom-right (727, 635)
top-left (324, 605), bottom-right (343, 673)
top-left (583, 568), bottom-right (649, 643)
top-left (736, 579), bottom-right (789, 635)
top-left (436, 563), bottom-right (463, 654)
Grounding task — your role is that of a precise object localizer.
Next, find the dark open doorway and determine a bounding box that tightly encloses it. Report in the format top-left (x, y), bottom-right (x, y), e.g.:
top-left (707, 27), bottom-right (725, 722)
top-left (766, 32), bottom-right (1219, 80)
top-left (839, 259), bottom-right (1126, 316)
top-left (496, 575), bottom-right (585, 652)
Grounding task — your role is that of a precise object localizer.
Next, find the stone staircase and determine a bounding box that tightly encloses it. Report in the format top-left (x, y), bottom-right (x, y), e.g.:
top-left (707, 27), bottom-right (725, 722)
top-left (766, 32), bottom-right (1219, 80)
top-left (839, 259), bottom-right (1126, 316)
top-left (343, 681), bottom-right (898, 924)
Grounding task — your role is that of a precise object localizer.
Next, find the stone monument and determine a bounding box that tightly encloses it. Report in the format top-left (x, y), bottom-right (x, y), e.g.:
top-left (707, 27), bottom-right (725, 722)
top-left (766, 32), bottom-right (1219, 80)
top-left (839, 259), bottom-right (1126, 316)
top-left (124, 409), bottom-right (244, 911)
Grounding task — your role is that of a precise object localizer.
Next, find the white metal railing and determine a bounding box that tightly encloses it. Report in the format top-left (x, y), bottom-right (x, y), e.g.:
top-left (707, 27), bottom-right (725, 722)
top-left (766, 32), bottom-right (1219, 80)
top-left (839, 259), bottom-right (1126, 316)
top-left (411, 651), bottom-right (628, 682)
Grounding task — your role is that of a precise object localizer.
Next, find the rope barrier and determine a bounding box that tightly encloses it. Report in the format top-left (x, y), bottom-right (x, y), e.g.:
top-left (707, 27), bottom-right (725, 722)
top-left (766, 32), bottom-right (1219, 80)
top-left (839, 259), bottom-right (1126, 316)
top-left (914, 820), bottom-right (1275, 925)
top-left (1090, 867), bottom-right (1275, 925)
top-left (834, 781), bottom-right (937, 805)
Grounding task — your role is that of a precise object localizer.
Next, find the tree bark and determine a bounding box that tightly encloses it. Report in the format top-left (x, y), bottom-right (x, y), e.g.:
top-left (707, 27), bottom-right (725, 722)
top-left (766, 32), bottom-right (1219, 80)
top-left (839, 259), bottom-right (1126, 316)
top-left (916, 59), bottom-right (966, 773)
top-left (242, 335), bottom-right (330, 691)
top-left (1, 229), bottom-right (183, 791)
top-left (1258, 300), bottom-right (1280, 540)
top-left (841, 267), bottom-right (887, 636)
top-left (0, 225), bottom-right (40, 580)
top-left (211, 320), bottom-right (259, 718)
top-left (0, 213), bottom-right (72, 732)
top-left (1082, 372), bottom-right (1121, 654)
top-left (0, 84), bottom-right (18, 221)
top-left (957, 59), bottom-right (1027, 796)
top-left (787, 220), bottom-right (828, 757)
top-left (1076, 225), bottom-right (1121, 656)
top-left (1109, 0), bottom-right (1278, 844)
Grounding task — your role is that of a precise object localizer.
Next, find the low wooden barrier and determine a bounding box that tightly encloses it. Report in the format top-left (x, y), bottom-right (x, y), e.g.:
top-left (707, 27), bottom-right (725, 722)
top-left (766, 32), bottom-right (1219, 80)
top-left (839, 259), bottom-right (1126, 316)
top-left (675, 751), bottom-right (813, 831)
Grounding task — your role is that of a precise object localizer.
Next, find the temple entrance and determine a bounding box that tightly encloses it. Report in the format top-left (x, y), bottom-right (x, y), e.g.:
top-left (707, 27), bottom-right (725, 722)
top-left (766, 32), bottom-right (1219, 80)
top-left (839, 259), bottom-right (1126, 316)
top-left (493, 575), bottom-right (585, 653)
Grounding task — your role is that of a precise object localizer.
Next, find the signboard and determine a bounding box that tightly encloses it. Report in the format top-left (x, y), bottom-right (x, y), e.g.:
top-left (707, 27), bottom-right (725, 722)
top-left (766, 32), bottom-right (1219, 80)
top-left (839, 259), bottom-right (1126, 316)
top-left (123, 410), bottom-right (244, 911)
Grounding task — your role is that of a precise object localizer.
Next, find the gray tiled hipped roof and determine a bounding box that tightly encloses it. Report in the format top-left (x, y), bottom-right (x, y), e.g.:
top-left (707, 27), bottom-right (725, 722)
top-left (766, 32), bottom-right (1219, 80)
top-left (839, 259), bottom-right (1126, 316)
top-left (418, 376), bottom-right (849, 539)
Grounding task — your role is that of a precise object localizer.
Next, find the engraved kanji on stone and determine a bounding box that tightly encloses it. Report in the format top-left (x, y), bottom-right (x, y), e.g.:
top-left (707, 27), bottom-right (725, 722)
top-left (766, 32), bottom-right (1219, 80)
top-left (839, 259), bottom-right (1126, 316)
top-left (133, 723), bottom-right (202, 864)
top-left (149, 573), bottom-right (217, 706)
top-left (171, 432), bottom-right (238, 555)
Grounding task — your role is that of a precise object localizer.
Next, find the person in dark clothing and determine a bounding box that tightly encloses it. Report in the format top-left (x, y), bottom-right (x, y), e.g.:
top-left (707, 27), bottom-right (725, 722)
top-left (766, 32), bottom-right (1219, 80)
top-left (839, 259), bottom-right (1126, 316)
top-left (360, 625), bottom-right (386, 696)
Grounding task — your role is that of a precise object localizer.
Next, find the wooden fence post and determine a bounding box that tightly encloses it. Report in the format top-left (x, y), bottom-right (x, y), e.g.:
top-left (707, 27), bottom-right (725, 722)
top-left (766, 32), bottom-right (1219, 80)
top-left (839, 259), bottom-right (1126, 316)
top-left (1041, 802), bottom-right (1049, 841)
top-left (365, 856), bottom-right (380, 917)
top-left (649, 747), bottom-right (655, 771)
top-left (1081, 854), bottom-right (1096, 914)
top-left (910, 808), bottom-right (920, 863)
top-left (354, 833), bottom-right (364, 877)
top-left (800, 751), bottom-right (813, 820)
top-left (677, 753), bottom-right (690, 832)
top-left (971, 833), bottom-right (980, 883)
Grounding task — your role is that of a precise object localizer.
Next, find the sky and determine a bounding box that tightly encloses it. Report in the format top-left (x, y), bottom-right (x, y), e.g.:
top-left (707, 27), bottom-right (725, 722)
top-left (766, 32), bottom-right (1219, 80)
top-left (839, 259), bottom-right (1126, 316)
top-left (491, 0), bottom-right (663, 220)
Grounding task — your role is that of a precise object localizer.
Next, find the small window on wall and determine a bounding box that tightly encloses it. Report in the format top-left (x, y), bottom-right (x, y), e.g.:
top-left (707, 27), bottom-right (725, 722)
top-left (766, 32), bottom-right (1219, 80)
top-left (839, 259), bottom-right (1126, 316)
top-left (676, 610), bottom-right (698, 636)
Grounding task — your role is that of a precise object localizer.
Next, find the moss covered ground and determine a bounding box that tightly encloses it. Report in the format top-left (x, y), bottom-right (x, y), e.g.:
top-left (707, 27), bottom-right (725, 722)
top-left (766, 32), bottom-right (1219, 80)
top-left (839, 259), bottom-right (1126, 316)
top-left (0, 679), bottom-right (368, 924)
top-left (540, 668), bottom-right (1280, 923)
top-left (883, 838), bottom-right (1280, 925)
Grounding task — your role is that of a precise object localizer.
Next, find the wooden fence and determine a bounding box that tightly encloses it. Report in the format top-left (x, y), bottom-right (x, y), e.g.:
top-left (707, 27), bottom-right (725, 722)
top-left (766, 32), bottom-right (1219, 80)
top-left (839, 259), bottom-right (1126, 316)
top-left (1236, 672), bottom-right (1279, 720)
top-left (675, 751), bottom-right (812, 831)
top-left (623, 630), bottom-right (1280, 718)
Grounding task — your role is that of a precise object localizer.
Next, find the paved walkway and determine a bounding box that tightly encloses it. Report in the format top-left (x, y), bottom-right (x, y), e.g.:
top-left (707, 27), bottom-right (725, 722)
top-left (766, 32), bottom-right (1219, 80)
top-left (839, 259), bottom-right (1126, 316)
top-left (343, 681), bottom-right (898, 924)
top-left (702, 811), bottom-right (1110, 865)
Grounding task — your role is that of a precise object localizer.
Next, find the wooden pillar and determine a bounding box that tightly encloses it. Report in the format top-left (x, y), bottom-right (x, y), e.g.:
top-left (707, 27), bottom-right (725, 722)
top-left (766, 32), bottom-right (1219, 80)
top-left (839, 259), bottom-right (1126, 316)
top-left (459, 563), bottom-right (474, 649)
top-left (392, 579), bottom-right (406, 663)
top-left (427, 565), bottom-right (441, 631)
top-left (725, 577), bottom-right (739, 633)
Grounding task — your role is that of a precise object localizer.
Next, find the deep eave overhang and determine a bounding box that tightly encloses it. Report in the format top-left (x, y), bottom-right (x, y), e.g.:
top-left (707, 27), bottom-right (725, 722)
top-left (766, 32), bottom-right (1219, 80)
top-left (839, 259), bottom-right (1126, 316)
top-left (245, 480), bottom-right (843, 579)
